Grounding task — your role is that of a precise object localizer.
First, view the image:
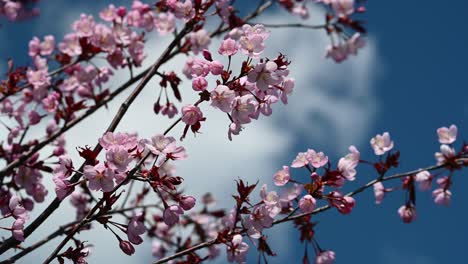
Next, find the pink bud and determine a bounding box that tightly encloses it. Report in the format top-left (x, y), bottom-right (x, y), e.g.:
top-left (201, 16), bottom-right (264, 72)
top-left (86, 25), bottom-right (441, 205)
top-left (119, 240), bottom-right (135, 256)
top-left (398, 205), bottom-right (417, 223)
top-left (179, 195), bottom-right (196, 210)
top-left (163, 205), bottom-right (183, 226)
top-left (299, 195), bottom-right (316, 213)
top-left (192, 76), bottom-right (208, 91)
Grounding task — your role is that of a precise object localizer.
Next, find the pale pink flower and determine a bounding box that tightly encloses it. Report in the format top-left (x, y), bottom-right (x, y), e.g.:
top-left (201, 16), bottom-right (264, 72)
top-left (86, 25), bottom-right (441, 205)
top-left (315, 250), bottom-right (335, 264)
top-left (307, 149), bottom-right (329, 168)
top-left (3, 1), bottom-right (21, 21)
top-left (99, 132), bottom-right (138, 151)
top-left (163, 205), bottom-right (183, 226)
top-left (373, 182), bottom-right (385, 204)
top-left (337, 145), bottom-right (360, 181)
top-left (347, 33), bottom-right (366, 55)
top-left (415, 170), bottom-right (432, 191)
top-left (239, 34), bottom-right (265, 58)
top-left (326, 44), bottom-right (348, 63)
top-left (181, 104), bottom-right (203, 125)
top-left (27, 68), bottom-right (50, 89)
top-left (280, 78), bottom-right (295, 104)
top-left (91, 24), bottom-right (116, 52)
top-left (247, 61), bottom-right (281, 91)
top-left (52, 176), bottom-right (74, 200)
top-left (173, 0), bottom-right (194, 20)
top-left (9, 196), bottom-right (27, 219)
top-left (53, 155), bottom-right (74, 179)
top-left (155, 12), bottom-right (176, 35)
top-left (127, 213), bottom-right (146, 245)
top-left (11, 218), bottom-right (25, 242)
top-left (209, 60), bottom-right (224, 75)
top-left (398, 204), bottom-right (417, 223)
top-left (211, 85), bottom-right (236, 112)
top-left (59, 33), bottom-right (82, 57)
top-left (72, 14), bottom-right (95, 37)
top-left (84, 163), bottom-right (115, 192)
top-left (226, 234), bottom-right (249, 263)
top-left (273, 166), bottom-right (290, 186)
top-left (146, 134), bottom-right (177, 155)
top-left (280, 184), bottom-right (303, 202)
top-left (189, 29), bottom-right (211, 54)
top-left (218, 38), bottom-right (238, 56)
top-left (370, 132), bottom-right (394, 156)
top-left (106, 146), bottom-right (132, 172)
top-left (435, 144), bottom-right (455, 165)
top-left (432, 188), bottom-right (451, 206)
top-left (299, 195), bottom-right (317, 213)
top-left (99, 4), bottom-right (117, 22)
top-left (331, 0), bottom-right (355, 17)
top-left (41, 92), bottom-right (59, 113)
top-left (291, 152), bottom-right (309, 168)
top-left (161, 103), bottom-right (178, 118)
top-left (437, 124), bottom-right (457, 144)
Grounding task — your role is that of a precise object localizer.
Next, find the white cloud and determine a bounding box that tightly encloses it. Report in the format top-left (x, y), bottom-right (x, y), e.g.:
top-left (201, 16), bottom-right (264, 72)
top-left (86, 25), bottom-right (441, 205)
top-left (1, 5), bottom-right (380, 264)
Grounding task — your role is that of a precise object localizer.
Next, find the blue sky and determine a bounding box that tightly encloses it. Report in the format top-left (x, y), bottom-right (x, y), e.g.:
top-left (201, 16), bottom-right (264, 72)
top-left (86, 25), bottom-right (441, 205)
top-left (0, 1), bottom-right (466, 263)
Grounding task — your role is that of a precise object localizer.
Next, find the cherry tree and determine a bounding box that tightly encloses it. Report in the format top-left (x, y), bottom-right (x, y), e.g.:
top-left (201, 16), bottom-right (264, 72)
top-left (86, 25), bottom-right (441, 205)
top-left (0, 0), bottom-right (466, 263)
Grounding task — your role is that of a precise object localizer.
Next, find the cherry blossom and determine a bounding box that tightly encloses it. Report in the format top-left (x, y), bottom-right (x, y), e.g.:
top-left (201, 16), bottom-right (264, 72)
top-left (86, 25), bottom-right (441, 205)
top-left (437, 124), bottom-right (457, 144)
top-left (83, 163), bottom-right (115, 192)
top-left (370, 132), bottom-right (394, 156)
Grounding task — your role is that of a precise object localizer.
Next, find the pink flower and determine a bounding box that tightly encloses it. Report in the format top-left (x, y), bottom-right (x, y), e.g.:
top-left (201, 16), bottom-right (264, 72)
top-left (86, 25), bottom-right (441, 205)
top-left (373, 182), bottom-right (385, 204)
top-left (173, 0), bottom-right (194, 20)
top-left (226, 234), bottom-right (249, 263)
top-left (273, 166), bottom-right (290, 186)
top-left (52, 176), bottom-right (74, 200)
top-left (59, 33), bottom-right (82, 57)
top-left (328, 191), bottom-right (355, 214)
top-left (179, 195), bottom-right (196, 210)
top-left (211, 85), bottom-right (236, 112)
top-left (106, 146), bottom-right (131, 172)
top-left (3, 1), bottom-right (21, 21)
top-left (146, 134), bottom-right (177, 155)
top-left (155, 12), bottom-right (176, 35)
top-left (280, 78), bottom-right (295, 104)
top-left (326, 45), bottom-right (348, 63)
top-left (209, 60), bottom-right (224, 75)
top-left (432, 188), bottom-right (451, 206)
top-left (291, 152), bottom-right (309, 168)
top-left (9, 196), bottom-right (27, 219)
top-left (415, 170), bottom-right (432, 191)
top-left (331, 0), bottom-right (355, 17)
top-left (27, 68), bottom-right (50, 89)
top-left (192, 76), bottom-right (208, 91)
top-left (72, 14), bottom-right (95, 37)
top-left (218, 38), bottom-right (238, 56)
top-left (12, 218), bottom-right (25, 242)
top-left (370, 132), bottom-right (394, 155)
top-left (435, 144), bottom-right (455, 165)
top-left (163, 205), bottom-right (184, 226)
top-left (90, 24), bottom-right (116, 52)
top-left (161, 103), bottom-right (178, 118)
top-left (247, 61), bottom-right (280, 91)
top-left (41, 92), bottom-right (59, 113)
top-left (152, 241), bottom-right (166, 258)
top-left (307, 149), bottom-right (329, 168)
top-left (347, 33), bottom-right (366, 55)
top-left (99, 132), bottom-right (138, 151)
top-left (99, 4), bottom-right (117, 22)
top-left (83, 163), bottom-right (115, 192)
top-left (127, 213), bottom-right (146, 245)
top-left (299, 195), bottom-right (317, 213)
top-left (437, 124), bottom-right (457, 144)
top-left (315, 250), bottom-right (335, 264)
top-left (181, 104), bottom-right (203, 125)
top-left (337, 145), bottom-right (360, 181)
top-left (189, 29), bottom-right (211, 54)
top-left (398, 204), bottom-right (417, 223)
top-left (53, 155), bottom-right (74, 179)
